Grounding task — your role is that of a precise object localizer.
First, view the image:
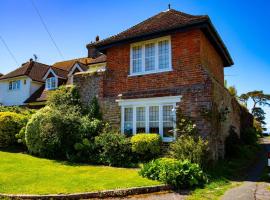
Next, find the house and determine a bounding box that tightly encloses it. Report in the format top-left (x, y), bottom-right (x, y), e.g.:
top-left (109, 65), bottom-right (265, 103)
top-left (24, 56), bottom-right (106, 106)
top-left (0, 56), bottom-right (106, 107)
top-left (74, 8), bottom-right (251, 159)
top-left (0, 60), bottom-right (50, 106)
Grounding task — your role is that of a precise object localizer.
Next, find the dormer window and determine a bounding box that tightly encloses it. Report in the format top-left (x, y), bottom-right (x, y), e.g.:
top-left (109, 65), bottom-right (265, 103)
top-left (46, 77), bottom-right (57, 90)
top-left (130, 36), bottom-right (172, 76)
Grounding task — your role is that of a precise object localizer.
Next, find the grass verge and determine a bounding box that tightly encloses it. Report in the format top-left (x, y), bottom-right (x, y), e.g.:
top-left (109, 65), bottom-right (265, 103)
top-left (0, 151), bottom-right (160, 195)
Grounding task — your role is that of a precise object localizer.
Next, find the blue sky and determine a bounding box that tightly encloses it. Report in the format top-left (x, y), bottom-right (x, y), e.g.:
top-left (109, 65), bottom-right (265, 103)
top-left (0, 0), bottom-right (269, 130)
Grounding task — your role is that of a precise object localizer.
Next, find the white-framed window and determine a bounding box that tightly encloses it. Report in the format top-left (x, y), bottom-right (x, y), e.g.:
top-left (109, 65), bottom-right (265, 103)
top-left (46, 77), bottom-right (57, 90)
top-left (8, 80), bottom-right (21, 91)
top-left (118, 96), bottom-right (180, 142)
top-left (130, 36), bottom-right (172, 76)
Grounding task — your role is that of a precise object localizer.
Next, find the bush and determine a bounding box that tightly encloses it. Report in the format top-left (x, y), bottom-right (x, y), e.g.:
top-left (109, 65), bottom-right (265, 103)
top-left (130, 133), bottom-right (161, 161)
top-left (169, 134), bottom-right (208, 166)
top-left (95, 131), bottom-right (132, 167)
top-left (47, 85), bottom-right (81, 111)
top-left (15, 127), bottom-right (26, 145)
top-left (225, 126), bottom-right (242, 158)
top-left (25, 106), bottom-right (103, 159)
top-left (139, 158), bottom-right (208, 188)
top-left (241, 127), bottom-right (258, 146)
top-left (0, 112), bottom-right (27, 147)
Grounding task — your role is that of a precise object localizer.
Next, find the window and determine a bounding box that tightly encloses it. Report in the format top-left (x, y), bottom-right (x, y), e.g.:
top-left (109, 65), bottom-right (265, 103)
top-left (46, 77), bottom-right (57, 90)
top-left (130, 36), bottom-right (171, 76)
top-left (132, 46), bottom-right (142, 73)
top-left (119, 96), bottom-right (180, 142)
top-left (8, 80), bottom-right (21, 91)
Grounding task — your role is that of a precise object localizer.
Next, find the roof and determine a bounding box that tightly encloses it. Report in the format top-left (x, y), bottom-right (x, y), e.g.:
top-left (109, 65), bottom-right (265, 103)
top-left (0, 61), bottom-right (50, 82)
top-left (24, 85), bottom-right (47, 103)
top-left (50, 67), bottom-right (69, 79)
top-left (87, 9), bottom-right (233, 67)
top-left (52, 55), bottom-right (106, 71)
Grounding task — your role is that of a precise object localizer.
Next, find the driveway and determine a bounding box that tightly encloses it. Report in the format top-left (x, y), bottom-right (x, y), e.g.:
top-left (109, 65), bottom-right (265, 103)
top-left (221, 137), bottom-right (270, 200)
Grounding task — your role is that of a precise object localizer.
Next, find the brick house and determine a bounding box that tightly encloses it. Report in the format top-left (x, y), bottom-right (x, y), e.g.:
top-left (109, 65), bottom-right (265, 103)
top-left (74, 9), bottom-right (251, 160)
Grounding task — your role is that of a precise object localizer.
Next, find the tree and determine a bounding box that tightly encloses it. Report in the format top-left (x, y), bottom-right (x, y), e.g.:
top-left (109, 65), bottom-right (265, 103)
top-left (239, 90), bottom-right (270, 132)
top-left (228, 86), bottom-right (237, 97)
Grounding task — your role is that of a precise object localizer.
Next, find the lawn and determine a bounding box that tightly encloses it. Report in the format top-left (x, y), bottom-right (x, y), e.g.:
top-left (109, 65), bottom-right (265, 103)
top-left (0, 151), bottom-right (160, 195)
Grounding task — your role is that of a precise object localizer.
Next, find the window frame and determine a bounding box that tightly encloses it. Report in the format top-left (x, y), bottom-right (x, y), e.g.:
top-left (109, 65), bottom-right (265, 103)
top-left (119, 96), bottom-right (180, 142)
top-left (129, 36), bottom-right (172, 76)
top-left (8, 80), bottom-right (21, 91)
top-left (45, 77), bottom-right (57, 90)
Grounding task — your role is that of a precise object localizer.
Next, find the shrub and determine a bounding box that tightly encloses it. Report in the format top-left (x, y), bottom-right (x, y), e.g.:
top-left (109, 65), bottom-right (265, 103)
top-left (169, 134), bottom-right (208, 167)
top-left (85, 97), bottom-right (102, 120)
top-left (25, 106), bottom-right (102, 159)
top-left (47, 85), bottom-right (81, 111)
top-left (15, 127), bottom-right (26, 145)
top-left (95, 131), bottom-right (132, 166)
top-left (225, 126), bottom-right (241, 158)
top-left (241, 127), bottom-right (258, 145)
top-left (139, 158), bottom-right (208, 188)
top-left (0, 112), bottom-right (27, 147)
top-left (130, 133), bottom-right (161, 161)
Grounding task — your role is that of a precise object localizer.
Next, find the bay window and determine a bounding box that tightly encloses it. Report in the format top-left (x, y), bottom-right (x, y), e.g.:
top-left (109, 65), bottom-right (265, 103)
top-left (119, 96), bottom-right (180, 142)
top-left (130, 36), bottom-right (172, 76)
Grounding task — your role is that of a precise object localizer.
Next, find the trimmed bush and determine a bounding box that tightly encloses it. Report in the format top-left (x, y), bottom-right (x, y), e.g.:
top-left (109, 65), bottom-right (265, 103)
top-left (95, 131), bottom-right (132, 167)
top-left (169, 134), bottom-right (208, 166)
top-left (25, 106), bottom-right (103, 159)
top-left (241, 127), bottom-right (258, 146)
top-left (130, 133), bottom-right (161, 161)
top-left (0, 112), bottom-right (27, 147)
top-left (225, 126), bottom-right (241, 158)
top-left (139, 158), bottom-right (208, 188)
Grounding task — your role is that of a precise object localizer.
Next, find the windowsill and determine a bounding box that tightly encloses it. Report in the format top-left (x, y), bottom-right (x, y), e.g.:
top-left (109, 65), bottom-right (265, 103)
top-left (162, 137), bottom-right (175, 142)
top-left (128, 68), bottom-right (173, 77)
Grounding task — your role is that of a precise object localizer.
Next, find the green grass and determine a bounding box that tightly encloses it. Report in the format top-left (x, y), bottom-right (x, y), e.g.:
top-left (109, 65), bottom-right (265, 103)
top-left (0, 151), bottom-right (160, 195)
top-left (187, 144), bottom-right (261, 200)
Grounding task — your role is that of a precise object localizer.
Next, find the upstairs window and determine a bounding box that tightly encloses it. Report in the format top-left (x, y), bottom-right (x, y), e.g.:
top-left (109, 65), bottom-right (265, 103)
top-left (8, 80), bottom-right (21, 91)
top-left (46, 77), bottom-right (57, 90)
top-left (130, 36), bottom-right (172, 76)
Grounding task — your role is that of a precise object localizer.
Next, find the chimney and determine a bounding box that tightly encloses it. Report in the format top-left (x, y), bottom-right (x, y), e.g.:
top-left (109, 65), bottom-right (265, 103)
top-left (95, 35), bottom-right (100, 42)
top-left (29, 58), bottom-right (33, 62)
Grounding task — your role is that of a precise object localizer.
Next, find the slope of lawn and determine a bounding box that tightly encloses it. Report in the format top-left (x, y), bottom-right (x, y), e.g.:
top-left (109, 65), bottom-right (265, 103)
top-left (0, 151), bottom-right (160, 195)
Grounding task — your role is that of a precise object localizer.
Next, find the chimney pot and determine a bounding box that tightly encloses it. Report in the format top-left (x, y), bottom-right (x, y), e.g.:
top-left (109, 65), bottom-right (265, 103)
top-left (95, 35), bottom-right (100, 42)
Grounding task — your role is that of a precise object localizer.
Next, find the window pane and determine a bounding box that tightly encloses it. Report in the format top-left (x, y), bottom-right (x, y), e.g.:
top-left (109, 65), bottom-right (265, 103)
top-left (149, 106), bottom-right (159, 134)
top-left (16, 80), bottom-right (20, 89)
top-left (158, 40), bottom-right (169, 69)
top-left (145, 43), bottom-right (155, 71)
top-left (132, 46), bottom-right (142, 73)
top-left (51, 78), bottom-right (56, 89)
top-left (124, 108), bottom-right (133, 135)
top-left (9, 82), bottom-right (12, 90)
top-left (136, 107), bottom-right (145, 133)
top-left (163, 105), bottom-right (174, 138)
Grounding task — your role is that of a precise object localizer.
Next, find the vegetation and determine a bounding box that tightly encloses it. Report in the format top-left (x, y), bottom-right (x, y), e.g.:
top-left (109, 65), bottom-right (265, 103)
top-left (0, 112), bottom-right (27, 147)
top-left (95, 131), bottom-right (132, 167)
top-left (139, 158), bottom-right (208, 189)
top-left (169, 134), bottom-right (208, 167)
top-left (227, 86), bottom-right (237, 97)
top-left (0, 151), bottom-right (160, 194)
top-left (130, 133), bottom-right (161, 161)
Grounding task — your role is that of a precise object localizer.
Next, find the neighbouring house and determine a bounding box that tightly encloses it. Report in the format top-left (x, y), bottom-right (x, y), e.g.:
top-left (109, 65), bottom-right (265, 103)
top-left (0, 56), bottom-right (106, 107)
top-left (0, 60), bottom-right (50, 106)
top-left (24, 56), bottom-right (106, 106)
top-left (74, 8), bottom-right (252, 159)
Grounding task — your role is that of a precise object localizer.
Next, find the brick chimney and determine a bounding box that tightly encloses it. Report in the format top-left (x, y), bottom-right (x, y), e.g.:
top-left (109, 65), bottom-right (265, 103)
top-left (88, 36), bottom-right (101, 58)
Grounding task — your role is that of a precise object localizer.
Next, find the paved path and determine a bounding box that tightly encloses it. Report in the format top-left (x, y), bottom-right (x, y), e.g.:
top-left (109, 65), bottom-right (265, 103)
top-left (221, 137), bottom-right (270, 200)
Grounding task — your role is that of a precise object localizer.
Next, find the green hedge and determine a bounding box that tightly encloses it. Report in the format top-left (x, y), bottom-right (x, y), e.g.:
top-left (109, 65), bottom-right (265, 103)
top-left (0, 112), bottom-right (27, 147)
top-left (139, 158), bottom-right (208, 188)
top-left (130, 133), bottom-right (161, 161)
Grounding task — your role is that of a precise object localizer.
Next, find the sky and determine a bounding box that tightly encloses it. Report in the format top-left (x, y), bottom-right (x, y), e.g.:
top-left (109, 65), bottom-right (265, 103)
top-left (0, 0), bottom-right (269, 130)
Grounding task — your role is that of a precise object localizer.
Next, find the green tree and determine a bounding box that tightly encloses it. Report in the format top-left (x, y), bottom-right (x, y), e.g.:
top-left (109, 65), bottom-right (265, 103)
top-left (227, 86), bottom-right (237, 97)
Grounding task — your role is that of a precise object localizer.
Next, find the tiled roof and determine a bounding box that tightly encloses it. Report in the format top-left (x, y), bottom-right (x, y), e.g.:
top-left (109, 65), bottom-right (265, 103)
top-left (24, 85), bottom-right (47, 103)
top-left (0, 61), bottom-right (50, 82)
top-left (52, 55), bottom-right (106, 71)
top-left (88, 9), bottom-right (208, 48)
top-left (51, 67), bottom-right (69, 79)
top-left (87, 9), bottom-right (233, 66)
